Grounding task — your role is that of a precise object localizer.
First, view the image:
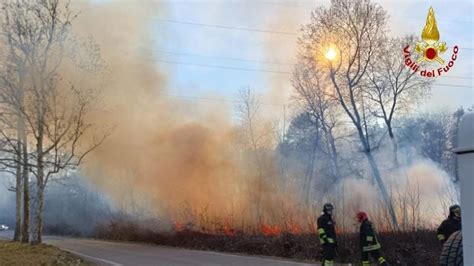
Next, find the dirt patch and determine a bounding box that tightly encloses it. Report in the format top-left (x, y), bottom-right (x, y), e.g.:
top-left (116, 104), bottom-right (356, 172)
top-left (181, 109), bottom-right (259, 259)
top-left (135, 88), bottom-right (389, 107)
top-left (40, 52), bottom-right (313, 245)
top-left (0, 240), bottom-right (93, 266)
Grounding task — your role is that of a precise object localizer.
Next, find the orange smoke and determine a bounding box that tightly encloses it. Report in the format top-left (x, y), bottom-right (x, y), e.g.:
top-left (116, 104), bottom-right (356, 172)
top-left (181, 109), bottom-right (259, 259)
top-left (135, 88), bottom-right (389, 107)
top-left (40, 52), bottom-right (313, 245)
top-left (66, 1), bottom-right (298, 232)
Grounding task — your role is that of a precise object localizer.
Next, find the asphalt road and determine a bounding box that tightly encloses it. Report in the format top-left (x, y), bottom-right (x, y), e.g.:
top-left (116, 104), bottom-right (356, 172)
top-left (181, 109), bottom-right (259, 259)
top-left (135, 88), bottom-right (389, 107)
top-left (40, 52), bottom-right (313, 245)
top-left (0, 231), bottom-right (317, 266)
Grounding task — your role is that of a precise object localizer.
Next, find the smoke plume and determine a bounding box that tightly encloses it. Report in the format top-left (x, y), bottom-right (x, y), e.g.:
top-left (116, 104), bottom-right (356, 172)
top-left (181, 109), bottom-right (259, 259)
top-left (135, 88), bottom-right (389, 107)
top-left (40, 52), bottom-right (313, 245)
top-left (68, 1), bottom-right (273, 229)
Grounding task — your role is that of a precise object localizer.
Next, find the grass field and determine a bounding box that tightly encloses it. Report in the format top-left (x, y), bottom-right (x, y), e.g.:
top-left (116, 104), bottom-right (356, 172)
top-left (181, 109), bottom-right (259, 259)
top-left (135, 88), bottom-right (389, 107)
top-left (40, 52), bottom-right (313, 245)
top-left (0, 240), bottom-right (92, 266)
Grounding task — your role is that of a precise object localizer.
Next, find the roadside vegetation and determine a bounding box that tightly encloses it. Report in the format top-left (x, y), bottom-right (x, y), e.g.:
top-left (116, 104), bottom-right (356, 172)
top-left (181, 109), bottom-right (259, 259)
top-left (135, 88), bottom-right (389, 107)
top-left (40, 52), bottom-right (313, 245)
top-left (0, 240), bottom-right (92, 266)
top-left (93, 219), bottom-right (441, 265)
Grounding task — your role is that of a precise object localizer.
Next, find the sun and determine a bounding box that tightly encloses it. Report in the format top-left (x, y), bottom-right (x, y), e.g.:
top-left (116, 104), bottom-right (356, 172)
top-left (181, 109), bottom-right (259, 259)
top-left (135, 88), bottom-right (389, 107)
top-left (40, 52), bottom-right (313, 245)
top-left (325, 47), bottom-right (337, 61)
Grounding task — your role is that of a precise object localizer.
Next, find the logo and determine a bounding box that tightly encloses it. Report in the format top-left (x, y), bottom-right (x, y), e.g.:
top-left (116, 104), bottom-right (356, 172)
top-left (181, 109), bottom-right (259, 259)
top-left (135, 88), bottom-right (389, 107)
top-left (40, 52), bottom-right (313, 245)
top-left (403, 7), bottom-right (458, 78)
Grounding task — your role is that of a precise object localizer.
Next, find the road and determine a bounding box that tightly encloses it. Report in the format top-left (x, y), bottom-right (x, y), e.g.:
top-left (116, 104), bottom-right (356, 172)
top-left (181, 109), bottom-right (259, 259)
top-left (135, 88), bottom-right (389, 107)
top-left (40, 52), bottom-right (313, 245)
top-left (0, 231), bottom-right (318, 266)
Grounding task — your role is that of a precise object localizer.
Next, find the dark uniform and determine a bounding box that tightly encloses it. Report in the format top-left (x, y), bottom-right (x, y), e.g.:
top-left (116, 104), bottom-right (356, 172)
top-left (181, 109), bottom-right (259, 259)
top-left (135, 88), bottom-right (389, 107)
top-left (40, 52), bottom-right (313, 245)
top-left (437, 205), bottom-right (462, 242)
top-left (359, 219), bottom-right (387, 266)
top-left (317, 203), bottom-right (337, 266)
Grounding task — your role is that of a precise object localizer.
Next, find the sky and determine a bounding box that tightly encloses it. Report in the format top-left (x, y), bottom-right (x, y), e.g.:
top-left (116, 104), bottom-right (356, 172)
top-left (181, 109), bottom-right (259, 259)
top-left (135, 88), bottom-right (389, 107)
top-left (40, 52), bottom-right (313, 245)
top-left (95, 0), bottom-right (473, 114)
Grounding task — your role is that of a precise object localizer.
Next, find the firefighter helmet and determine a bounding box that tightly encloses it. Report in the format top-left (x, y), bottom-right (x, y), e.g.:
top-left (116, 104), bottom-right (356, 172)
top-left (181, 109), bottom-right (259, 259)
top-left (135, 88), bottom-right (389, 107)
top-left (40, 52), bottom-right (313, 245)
top-left (449, 204), bottom-right (461, 218)
top-left (356, 211), bottom-right (368, 223)
top-left (323, 203), bottom-right (334, 214)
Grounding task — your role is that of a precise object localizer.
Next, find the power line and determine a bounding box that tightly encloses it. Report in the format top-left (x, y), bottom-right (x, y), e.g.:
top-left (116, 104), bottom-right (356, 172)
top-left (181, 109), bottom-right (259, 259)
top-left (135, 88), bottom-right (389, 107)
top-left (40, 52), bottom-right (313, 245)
top-left (151, 59), bottom-right (290, 74)
top-left (434, 83), bottom-right (473, 88)
top-left (153, 18), bottom-right (297, 35)
top-left (150, 48), bottom-right (294, 66)
top-left (159, 84), bottom-right (471, 107)
top-left (442, 76), bottom-right (473, 80)
top-left (150, 49), bottom-right (474, 78)
top-left (150, 58), bottom-right (473, 83)
top-left (153, 18), bottom-right (474, 51)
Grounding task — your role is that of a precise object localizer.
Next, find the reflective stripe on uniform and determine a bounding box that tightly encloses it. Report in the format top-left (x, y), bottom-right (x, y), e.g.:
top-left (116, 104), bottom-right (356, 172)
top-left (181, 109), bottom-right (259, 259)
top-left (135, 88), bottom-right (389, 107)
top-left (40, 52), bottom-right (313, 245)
top-left (379, 257), bottom-right (387, 264)
top-left (319, 228), bottom-right (327, 244)
top-left (437, 234), bottom-right (445, 241)
top-left (363, 243), bottom-right (381, 251)
top-left (327, 238), bottom-right (335, 244)
top-left (362, 261), bottom-right (370, 266)
top-left (318, 228), bottom-right (327, 244)
top-left (323, 260), bottom-right (333, 266)
top-left (366, 236), bottom-right (373, 242)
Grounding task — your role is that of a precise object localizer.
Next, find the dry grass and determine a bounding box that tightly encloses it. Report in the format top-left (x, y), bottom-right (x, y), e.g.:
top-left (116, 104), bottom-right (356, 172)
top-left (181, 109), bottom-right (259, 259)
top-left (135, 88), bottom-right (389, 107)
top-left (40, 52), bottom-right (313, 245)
top-left (0, 240), bottom-right (93, 266)
top-left (94, 219), bottom-right (443, 265)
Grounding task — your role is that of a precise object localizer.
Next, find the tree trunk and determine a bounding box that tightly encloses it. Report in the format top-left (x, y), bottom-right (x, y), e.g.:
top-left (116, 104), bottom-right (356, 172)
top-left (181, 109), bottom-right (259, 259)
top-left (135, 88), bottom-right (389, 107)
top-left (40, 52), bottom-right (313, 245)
top-left (354, 120), bottom-right (399, 228)
top-left (32, 130), bottom-right (44, 245)
top-left (14, 146), bottom-right (22, 242)
top-left (32, 184), bottom-right (44, 245)
top-left (329, 139), bottom-right (341, 181)
top-left (320, 110), bottom-right (340, 182)
top-left (304, 124), bottom-right (319, 207)
top-left (14, 122), bottom-right (23, 242)
top-left (344, 87), bottom-right (399, 228)
top-left (364, 150), bottom-right (399, 229)
top-left (388, 127), bottom-right (400, 169)
top-left (21, 122), bottom-right (29, 243)
top-left (304, 144), bottom-right (317, 207)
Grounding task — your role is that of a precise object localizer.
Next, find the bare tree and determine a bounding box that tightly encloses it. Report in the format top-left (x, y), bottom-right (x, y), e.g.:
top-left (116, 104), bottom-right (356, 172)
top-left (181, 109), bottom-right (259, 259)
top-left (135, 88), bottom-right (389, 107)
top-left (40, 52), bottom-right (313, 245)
top-left (280, 111), bottom-right (320, 206)
top-left (0, 11), bottom-right (31, 241)
top-left (366, 36), bottom-right (432, 168)
top-left (292, 64), bottom-right (346, 209)
top-left (0, 112), bottom-right (23, 242)
top-left (0, 95), bottom-right (24, 243)
top-left (298, 0), bottom-right (399, 227)
top-left (398, 108), bottom-right (470, 181)
top-left (236, 88), bottom-right (277, 223)
top-left (0, 0), bottom-right (107, 244)
top-left (237, 88), bottom-right (265, 222)
top-left (293, 64), bottom-right (343, 184)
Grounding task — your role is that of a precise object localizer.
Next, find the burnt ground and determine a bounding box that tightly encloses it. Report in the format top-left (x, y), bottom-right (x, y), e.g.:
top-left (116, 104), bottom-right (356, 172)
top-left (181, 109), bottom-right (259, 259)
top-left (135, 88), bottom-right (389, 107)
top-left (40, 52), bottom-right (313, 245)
top-left (88, 221), bottom-right (442, 265)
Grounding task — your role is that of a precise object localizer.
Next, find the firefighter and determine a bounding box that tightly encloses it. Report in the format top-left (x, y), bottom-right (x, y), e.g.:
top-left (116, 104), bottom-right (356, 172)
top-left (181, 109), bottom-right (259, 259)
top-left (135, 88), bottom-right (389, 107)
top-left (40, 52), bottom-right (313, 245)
top-left (356, 211), bottom-right (388, 266)
top-left (437, 204), bottom-right (462, 242)
top-left (317, 203), bottom-right (337, 266)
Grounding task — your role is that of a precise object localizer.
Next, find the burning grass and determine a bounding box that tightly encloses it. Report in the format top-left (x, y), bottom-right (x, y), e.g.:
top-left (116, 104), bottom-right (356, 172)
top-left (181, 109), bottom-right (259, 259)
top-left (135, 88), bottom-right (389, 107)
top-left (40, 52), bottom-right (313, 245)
top-left (92, 218), bottom-right (442, 265)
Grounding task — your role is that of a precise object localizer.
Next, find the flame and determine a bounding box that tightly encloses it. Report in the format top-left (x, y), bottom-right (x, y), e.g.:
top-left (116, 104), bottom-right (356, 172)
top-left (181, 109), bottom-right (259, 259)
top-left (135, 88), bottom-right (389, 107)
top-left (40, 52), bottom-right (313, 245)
top-left (222, 224), bottom-right (236, 236)
top-left (421, 7), bottom-right (440, 42)
top-left (261, 224), bottom-right (282, 236)
top-left (173, 220), bottom-right (185, 232)
top-left (286, 222), bottom-right (302, 235)
top-left (171, 218), bottom-right (309, 236)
